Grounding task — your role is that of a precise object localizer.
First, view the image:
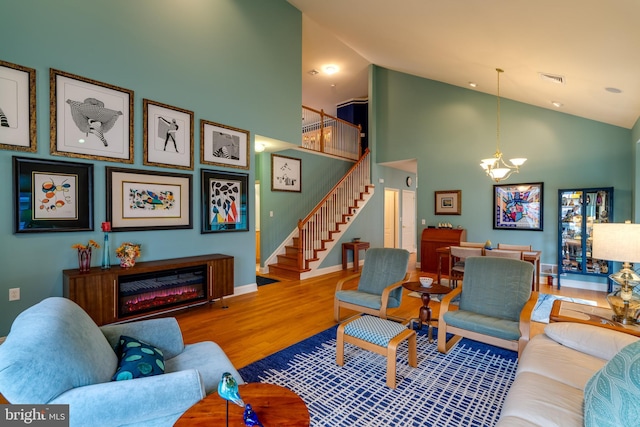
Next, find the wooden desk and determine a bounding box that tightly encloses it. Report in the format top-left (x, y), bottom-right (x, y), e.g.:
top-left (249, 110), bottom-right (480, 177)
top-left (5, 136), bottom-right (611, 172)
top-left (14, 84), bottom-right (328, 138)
top-left (175, 383), bottom-right (310, 426)
top-left (550, 300), bottom-right (640, 337)
top-left (435, 246), bottom-right (542, 291)
top-left (342, 241), bottom-right (370, 272)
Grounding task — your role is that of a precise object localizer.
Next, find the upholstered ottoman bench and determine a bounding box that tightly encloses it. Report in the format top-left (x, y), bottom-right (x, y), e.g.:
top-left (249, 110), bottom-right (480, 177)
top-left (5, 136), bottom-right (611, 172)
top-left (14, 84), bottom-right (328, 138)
top-left (336, 315), bottom-right (417, 388)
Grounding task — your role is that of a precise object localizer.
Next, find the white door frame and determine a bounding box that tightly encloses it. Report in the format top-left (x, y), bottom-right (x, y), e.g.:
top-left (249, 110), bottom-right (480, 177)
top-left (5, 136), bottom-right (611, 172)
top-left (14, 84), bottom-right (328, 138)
top-left (384, 188), bottom-right (400, 248)
top-left (401, 189), bottom-right (417, 252)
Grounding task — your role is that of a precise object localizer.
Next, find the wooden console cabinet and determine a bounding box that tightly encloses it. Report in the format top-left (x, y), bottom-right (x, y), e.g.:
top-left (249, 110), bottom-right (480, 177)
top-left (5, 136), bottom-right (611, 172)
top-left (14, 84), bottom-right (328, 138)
top-left (420, 228), bottom-right (466, 273)
top-left (63, 254), bottom-right (234, 326)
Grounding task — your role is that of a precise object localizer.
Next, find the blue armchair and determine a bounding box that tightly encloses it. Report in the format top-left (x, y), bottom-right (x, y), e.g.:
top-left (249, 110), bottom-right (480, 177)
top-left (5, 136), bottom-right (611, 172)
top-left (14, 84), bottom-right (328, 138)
top-left (437, 256), bottom-right (538, 356)
top-left (0, 297), bottom-right (242, 426)
top-left (334, 248), bottom-right (410, 322)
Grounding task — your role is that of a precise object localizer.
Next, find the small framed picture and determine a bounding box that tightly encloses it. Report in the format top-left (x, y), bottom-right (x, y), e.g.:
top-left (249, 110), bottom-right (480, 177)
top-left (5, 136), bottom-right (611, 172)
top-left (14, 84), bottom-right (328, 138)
top-left (50, 68), bottom-right (134, 163)
top-left (493, 182), bottom-right (543, 231)
top-left (200, 119), bottom-right (250, 170)
top-left (106, 167), bottom-right (192, 231)
top-left (201, 169), bottom-right (249, 233)
top-left (0, 60), bottom-right (37, 152)
top-left (143, 99), bottom-right (194, 170)
top-left (435, 190), bottom-right (461, 215)
top-left (13, 156), bottom-right (93, 233)
top-left (271, 154), bottom-right (301, 192)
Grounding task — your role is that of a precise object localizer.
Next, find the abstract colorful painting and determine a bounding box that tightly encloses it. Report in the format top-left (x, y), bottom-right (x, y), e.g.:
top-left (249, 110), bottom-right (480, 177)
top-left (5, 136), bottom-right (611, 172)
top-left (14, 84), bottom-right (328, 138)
top-left (201, 169), bottom-right (248, 233)
top-left (493, 182), bottom-right (543, 231)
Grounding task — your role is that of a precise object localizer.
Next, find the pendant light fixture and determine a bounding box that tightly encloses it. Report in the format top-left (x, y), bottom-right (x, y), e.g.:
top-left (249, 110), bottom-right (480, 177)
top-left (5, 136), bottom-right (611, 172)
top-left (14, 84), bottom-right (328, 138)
top-left (480, 68), bottom-right (526, 182)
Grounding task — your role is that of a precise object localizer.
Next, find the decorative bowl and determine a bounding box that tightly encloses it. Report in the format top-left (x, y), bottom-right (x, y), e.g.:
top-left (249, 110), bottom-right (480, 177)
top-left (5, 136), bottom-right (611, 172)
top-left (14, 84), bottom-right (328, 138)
top-left (352, 237), bottom-right (361, 242)
top-left (419, 277), bottom-right (433, 287)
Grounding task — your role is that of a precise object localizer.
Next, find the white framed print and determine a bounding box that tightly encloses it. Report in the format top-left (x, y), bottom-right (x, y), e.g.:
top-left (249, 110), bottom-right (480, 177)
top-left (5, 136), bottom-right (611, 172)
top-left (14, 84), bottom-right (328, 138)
top-left (200, 119), bottom-right (249, 170)
top-left (143, 99), bottom-right (194, 170)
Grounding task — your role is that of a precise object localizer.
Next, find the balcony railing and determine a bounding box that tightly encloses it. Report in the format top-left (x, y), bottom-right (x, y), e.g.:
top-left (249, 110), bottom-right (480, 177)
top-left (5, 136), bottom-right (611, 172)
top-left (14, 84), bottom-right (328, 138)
top-left (302, 106), bottom-right (361, 161)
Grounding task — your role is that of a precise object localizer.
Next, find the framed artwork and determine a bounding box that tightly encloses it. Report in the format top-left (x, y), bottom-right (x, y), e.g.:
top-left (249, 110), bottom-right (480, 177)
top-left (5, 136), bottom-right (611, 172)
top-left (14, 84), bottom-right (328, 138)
top-left (201, 169), bottom-right (249, 233)
top-left (0, 60), bottom-right (36, 152)
top-left (200, 119), bottom-right (249, 169)
top-left (50, 68), bottom-right (134, 163)
top-left (494, 182), bottom-right (543, 231)
top-left (271, 154), bottom-right (301, 192)
top-left (143, 99), bottom-right (194, 170)
top-left (13, 156), bottom-right (93, 233)
top-left (106, 167), bottom-right (192, 231)
top-left (435, 190), bottom-right (461, 215)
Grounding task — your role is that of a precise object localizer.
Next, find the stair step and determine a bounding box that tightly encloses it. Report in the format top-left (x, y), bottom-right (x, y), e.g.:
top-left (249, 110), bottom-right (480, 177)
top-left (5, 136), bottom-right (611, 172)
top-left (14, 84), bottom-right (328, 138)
top-left (268, 263), bottom-right (310, 280)
top-left (276, 254), bottom-right (298, 266)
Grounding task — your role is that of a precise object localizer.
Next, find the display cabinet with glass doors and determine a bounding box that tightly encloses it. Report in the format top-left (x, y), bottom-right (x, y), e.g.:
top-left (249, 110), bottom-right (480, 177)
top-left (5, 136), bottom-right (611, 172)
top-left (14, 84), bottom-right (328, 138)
top-left (557, 188), bottom-right (613, 291)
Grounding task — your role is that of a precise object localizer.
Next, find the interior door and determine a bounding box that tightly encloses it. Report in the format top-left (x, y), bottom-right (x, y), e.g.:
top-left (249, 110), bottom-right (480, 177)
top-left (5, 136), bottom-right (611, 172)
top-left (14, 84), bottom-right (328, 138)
top-left (402, 190), bottom-right (416, 252)
top-left (384, 189), bottom-right (399, 248)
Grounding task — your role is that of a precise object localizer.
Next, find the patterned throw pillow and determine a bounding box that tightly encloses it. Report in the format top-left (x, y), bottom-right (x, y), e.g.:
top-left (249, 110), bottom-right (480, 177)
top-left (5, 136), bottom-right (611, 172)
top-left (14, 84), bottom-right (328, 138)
top-left (583, 340), bottom-right (640, 426)
top-left (111, 335), bottom-right (165, 381)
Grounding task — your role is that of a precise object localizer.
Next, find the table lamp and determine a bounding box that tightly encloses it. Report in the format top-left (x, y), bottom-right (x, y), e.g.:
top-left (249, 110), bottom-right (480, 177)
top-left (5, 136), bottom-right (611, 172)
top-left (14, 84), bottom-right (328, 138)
top-left (592, 222), bottom-right (640, 324)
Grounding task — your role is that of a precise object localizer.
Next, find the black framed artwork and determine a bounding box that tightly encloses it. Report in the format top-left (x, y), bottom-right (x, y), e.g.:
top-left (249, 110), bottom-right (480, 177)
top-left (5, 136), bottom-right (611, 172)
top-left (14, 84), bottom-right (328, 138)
top-left (201, 169), bottom-right (249, 233)
top-left (493, 182), bottom-right (543, 231)
top-left (106, 167), bottom-right (193, 232)
top-left (13, 156), bottom-right (94, 233)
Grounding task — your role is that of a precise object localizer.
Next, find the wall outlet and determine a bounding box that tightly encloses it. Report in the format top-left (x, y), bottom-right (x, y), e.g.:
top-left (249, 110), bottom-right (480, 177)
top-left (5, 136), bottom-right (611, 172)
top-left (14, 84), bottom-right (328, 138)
top-left (9, 288), bottom-right (20, 301)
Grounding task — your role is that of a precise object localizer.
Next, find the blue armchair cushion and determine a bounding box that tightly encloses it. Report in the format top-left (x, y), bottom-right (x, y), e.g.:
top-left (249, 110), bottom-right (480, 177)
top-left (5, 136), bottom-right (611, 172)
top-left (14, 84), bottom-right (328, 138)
top-left (459, 257), bottom-right (533, 322)
top-left (112, 336), bottom-right (165, 381)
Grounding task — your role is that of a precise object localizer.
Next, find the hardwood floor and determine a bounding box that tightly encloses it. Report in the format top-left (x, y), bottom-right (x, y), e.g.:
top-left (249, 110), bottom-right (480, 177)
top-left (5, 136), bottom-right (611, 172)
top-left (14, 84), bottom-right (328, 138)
top-left (174, 256), bottom-right (609, 369)
top-left (0, 257), bottom-right (608, 405)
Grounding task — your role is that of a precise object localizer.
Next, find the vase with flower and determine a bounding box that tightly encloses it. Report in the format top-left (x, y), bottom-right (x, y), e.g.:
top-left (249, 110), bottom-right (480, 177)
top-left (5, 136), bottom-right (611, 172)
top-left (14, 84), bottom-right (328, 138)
top-left (71, 240), bottom-right (101, 273)
top-left (116, 242), bottom-right (141, 268)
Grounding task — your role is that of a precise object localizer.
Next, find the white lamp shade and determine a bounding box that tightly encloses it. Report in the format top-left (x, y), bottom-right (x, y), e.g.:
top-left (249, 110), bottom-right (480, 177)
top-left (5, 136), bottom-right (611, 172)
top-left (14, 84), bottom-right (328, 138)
top-left (592, 223), bottom-right (640, 263)
top-left (509, 158), bottom-right (527, 166)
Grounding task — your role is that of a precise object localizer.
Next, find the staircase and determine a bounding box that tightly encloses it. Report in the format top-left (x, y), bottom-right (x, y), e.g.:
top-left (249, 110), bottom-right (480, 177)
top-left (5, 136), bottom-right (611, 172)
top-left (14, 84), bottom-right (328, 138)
top-left (268, 149), bottom-right (373, 279)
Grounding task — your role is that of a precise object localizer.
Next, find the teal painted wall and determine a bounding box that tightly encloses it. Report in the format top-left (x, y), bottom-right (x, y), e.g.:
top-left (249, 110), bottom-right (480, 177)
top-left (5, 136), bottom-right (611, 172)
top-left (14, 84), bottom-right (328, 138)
top-left (371, 66), bottom-right (633, 269)
top-left (0, 0), bottom-right (301, 335)
top-left (257, 149), bottom-right (352, 262)
top-left (633, 117), bottom-right (640, 221)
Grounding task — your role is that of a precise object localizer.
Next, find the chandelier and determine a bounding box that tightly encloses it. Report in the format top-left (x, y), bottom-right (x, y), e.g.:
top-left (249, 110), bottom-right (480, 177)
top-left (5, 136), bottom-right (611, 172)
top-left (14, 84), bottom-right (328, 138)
top-left (480, 68), bottom-right (526, 182)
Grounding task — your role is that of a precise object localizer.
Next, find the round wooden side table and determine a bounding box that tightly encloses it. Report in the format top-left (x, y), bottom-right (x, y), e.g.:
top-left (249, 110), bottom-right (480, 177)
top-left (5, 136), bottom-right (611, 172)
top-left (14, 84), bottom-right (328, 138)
top-left (175, 382), bottom-right (310, 426)
top-left (402, 281), bottom-right (452, 342)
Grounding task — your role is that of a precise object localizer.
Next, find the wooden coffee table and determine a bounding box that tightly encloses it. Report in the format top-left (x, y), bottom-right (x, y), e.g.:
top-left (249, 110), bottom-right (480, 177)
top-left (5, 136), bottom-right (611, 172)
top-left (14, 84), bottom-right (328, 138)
top-left (402, 281), bottom-right (452, 342)
top-left (175, 382), bottom-right (310, 426)
top-left (550, 299), bottom-right (640, 337)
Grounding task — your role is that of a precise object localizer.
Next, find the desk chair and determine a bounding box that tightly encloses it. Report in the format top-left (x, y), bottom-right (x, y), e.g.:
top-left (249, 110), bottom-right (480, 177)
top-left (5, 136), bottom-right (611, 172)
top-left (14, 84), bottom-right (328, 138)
top-left (497, 243), bottom-right (532, 251)
top-left (484, 249), bottom-right (522, 259)
top-left (449, 246), bottom-right (483, 288)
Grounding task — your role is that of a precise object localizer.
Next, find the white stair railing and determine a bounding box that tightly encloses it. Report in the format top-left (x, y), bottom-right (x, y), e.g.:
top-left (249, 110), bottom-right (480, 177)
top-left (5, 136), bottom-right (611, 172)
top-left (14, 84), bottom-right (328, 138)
top-left (297, 149), bottom-right (371, 269)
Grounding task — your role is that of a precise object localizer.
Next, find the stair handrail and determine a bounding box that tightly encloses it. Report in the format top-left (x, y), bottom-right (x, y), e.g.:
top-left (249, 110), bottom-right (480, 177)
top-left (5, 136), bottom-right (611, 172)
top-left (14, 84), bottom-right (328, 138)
top-left (296, 149), bottom-right (371, 269)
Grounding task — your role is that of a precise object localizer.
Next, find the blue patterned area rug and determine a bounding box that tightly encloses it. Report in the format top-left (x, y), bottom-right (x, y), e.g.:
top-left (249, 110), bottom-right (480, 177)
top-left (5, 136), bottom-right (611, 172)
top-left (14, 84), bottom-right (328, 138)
top-left (239, 325), bottom-right (517, 427)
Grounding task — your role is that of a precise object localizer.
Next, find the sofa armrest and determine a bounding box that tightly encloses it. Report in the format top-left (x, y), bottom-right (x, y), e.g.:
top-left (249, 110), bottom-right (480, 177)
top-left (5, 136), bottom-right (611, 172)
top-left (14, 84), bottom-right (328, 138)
top-left (50, 369), bottom-right (205, 427)
top-left (100, 317), bottom-right (185, 359)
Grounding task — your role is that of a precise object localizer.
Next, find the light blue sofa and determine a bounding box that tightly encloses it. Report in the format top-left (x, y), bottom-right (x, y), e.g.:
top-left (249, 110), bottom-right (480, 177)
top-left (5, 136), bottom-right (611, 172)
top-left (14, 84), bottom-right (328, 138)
top-left (0, 297), bottom-right (243, 426)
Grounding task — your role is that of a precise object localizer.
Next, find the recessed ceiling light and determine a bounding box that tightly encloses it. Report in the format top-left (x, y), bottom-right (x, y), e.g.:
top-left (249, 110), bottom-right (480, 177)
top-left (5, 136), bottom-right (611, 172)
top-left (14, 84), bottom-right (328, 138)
top-left (605, 87), bottom-right (622, 94)
top-left (468, 82), bottom-right (477, 88)
top-left (551, 101), bottom-right (563, 108)
top-left (308, 69), bottom-right (319, 76)
top-left (323, 65), bottom-right (339, 75)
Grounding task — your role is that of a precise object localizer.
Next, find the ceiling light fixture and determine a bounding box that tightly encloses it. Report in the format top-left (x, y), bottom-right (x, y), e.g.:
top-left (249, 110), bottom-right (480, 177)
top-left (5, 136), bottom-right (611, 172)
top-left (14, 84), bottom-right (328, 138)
top-left (308, 69), bottom-right (319, 76)
top-left (469, 82), bottom-right (477, 88)
top-left (255, 143), bottom-right (265, 153)
top-left (552, 101), bottom-right (563, 108)
top-left (480, 68), bottom-right (527, 183)
top-left (323, 65), bottom-right (338, 75)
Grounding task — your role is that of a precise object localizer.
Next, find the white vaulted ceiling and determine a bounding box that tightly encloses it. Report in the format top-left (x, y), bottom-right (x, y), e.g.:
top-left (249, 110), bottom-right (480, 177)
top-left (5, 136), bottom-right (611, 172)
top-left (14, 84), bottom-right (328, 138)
top-left (289, 0), bottom-right (640, 129)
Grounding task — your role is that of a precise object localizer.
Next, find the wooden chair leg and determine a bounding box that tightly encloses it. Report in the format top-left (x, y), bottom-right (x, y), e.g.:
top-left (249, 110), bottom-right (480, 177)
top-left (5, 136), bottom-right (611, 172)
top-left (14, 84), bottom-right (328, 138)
top-left (408, 331), bottom-right (417, 367)
top-left (386, 344), bottom-right (397, 388)
top-left (336, 324), bottom-right (345, 366)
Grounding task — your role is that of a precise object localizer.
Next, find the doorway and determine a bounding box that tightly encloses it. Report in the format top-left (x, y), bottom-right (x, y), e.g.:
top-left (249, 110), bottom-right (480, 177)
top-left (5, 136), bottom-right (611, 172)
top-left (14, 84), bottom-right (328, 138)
top-left (402, 190), bottom-right (416, 252)
top-left (384, 188), bottom-right (399, 248)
